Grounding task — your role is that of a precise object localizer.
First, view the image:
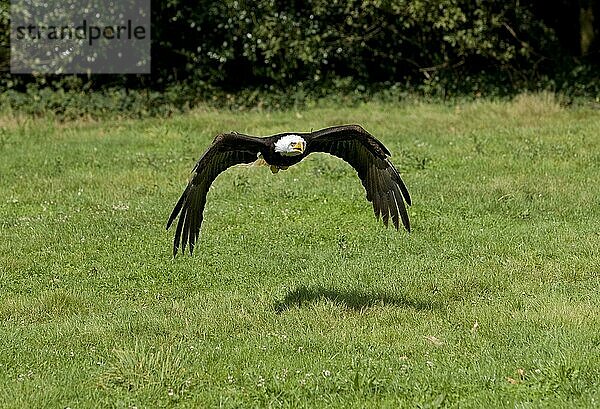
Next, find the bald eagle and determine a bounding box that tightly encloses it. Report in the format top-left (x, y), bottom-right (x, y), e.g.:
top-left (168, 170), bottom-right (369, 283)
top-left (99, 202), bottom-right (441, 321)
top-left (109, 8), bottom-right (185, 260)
top-left (167, 124), bottom-right (411, 256)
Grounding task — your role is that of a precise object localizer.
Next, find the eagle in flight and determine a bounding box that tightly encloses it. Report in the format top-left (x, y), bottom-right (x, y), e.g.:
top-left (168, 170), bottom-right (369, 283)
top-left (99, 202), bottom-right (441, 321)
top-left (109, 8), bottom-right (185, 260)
top-left (167, 125), bottom-right (411, 256)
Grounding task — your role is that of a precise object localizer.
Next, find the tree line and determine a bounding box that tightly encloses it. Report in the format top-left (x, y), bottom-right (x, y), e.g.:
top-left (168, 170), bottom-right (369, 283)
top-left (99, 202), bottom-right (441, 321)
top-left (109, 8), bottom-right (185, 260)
top-left (1, 0), bottom-right (598, 110)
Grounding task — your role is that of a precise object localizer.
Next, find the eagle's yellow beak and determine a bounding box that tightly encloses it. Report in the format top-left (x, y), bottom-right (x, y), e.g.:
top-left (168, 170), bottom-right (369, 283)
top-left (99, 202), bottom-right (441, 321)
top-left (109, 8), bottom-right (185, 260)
top-left (291, 141), bottom-right (304, 153)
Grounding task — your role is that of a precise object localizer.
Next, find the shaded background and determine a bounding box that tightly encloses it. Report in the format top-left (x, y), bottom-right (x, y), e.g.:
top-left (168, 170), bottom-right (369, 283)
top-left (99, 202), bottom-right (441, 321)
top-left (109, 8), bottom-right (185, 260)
top-left (1, 0), bottom-right (599, 117)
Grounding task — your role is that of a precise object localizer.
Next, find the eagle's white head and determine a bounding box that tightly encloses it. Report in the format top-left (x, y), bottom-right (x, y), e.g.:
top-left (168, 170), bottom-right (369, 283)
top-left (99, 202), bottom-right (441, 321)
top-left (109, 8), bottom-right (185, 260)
top-left (274, 134), bottom-right (306, 156)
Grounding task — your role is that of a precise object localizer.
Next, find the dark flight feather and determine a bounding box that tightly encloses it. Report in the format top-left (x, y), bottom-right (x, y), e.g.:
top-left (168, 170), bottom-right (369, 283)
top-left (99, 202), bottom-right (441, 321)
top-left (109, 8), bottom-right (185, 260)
top-left (306, 125), bottom-right (411, 232)
top-left (166, 133), bottom-right (266, 255)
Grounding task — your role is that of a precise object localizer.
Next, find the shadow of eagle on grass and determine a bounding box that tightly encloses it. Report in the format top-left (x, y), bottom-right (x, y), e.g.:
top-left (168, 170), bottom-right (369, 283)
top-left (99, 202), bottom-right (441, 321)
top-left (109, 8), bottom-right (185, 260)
top-left (167, 124), bottom-right (411, 256)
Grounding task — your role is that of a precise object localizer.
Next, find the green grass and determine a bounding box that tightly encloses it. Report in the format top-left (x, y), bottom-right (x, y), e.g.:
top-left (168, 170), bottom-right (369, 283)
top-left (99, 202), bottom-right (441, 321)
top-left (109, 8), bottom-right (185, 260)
top-left (1, 94), bottom-right (599, 408)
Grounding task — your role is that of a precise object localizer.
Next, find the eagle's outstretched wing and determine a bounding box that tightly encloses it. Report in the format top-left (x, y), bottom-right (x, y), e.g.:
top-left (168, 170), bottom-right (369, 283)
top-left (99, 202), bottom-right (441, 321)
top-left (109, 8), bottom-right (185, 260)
top-left (166, 133), bottom-right (266, 256)
top-left (305, 125), bottom-right (411, 231)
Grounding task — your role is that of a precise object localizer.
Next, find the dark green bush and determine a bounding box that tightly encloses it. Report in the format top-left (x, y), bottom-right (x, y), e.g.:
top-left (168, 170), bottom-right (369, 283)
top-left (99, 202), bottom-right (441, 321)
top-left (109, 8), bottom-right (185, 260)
top-left (150, 0), bottom-right (597, 90)
top-left (1, 0), bottom-right (599, 117)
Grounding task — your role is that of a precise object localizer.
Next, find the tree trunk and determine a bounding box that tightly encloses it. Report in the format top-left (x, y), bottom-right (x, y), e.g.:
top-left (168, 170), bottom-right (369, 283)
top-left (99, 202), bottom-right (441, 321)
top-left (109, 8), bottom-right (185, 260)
top-left (580, 0), bottom-right (596, 55)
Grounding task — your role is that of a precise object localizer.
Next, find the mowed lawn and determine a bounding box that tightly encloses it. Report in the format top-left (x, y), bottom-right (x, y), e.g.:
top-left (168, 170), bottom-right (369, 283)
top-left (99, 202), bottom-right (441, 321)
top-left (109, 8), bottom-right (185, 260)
top-left (0, 95), bottom-right (599, 408)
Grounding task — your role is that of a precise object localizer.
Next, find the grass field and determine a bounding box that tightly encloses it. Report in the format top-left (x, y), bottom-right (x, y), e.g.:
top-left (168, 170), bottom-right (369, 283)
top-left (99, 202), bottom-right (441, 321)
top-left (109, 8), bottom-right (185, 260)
top-left (1, 94), bottom-right (599, 408)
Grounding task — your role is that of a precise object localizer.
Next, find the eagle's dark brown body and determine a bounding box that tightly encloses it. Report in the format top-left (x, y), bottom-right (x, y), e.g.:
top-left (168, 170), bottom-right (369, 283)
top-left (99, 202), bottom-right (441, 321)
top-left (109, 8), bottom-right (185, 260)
top-left (167, 124), bottom-right (411, 256)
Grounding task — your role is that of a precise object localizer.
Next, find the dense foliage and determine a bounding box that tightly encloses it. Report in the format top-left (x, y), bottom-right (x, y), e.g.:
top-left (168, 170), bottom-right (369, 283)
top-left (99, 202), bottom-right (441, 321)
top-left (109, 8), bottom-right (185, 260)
top-left (152, 1), bottom-right (558, 88)
top-left (1, 0), bottom-right (599, 116)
